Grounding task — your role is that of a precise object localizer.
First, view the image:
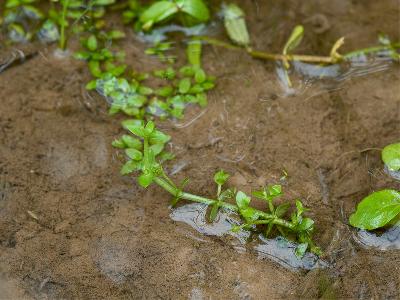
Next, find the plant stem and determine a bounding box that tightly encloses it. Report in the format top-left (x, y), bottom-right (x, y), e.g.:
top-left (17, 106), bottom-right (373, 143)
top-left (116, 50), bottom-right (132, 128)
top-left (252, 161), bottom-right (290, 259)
top-left (60, 0), bottom-right (70, 50)
top-left (197, 36), bottom-right (400, 65)
top-left (152, 177), bottom-right (294, 230)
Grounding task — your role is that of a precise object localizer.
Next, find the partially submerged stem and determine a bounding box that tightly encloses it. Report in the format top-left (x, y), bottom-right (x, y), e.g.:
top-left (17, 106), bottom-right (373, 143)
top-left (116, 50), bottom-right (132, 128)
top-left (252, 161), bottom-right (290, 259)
top-left (248, 49), bottom-right (337, 64)
top-left (59, 0), bottom-right (70, 50)
top-left (153, 177), bottom-right (294, 230)
top-left (198, 35), bottom-right (399, 65)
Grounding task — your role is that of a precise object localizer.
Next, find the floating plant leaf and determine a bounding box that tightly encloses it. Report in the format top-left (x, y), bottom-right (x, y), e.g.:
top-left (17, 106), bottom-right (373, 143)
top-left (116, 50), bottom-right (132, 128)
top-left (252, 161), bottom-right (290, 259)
top-left (382, 142), bottom-right (400, 172)
top-left (223, 3), bottom-right (250, 47)
top-left (349, 189), bottom-right (400, 230)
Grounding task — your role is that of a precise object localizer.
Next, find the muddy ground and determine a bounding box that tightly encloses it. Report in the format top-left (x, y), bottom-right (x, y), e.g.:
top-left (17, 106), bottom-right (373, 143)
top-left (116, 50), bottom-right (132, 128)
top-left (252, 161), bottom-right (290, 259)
top-left (1, 0), bottom-right (400, 299)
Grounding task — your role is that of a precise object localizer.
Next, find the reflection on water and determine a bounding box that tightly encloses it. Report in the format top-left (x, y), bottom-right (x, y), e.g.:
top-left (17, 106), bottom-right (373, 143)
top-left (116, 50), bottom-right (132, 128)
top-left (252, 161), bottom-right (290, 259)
top-left (353, 224), bottom-right (400, 250)
top-left (255, 235), bottom-right (327, 271)
top-left (137, 24), bottom-right (210, 43)
top-left (171, 203), bottom-right (327, 270)
top-left (385, 166), bottom-right (400, 181)
top-left (170, 203), bottom-right (250, 244)
top-left (276, 53), bottom-right (394, 95)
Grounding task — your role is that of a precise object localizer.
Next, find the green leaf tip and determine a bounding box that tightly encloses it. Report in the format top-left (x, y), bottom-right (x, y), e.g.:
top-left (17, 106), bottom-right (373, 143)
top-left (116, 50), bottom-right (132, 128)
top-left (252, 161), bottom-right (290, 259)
top-left (382, 142), bottom-right (400, 172)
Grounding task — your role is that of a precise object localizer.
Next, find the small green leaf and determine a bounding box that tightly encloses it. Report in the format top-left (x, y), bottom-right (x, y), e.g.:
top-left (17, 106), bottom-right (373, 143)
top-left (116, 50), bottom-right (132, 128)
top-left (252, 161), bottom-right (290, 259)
top-left (268, 185), bottom-right (282, 197)
top-left (236, 191), bottom-right (251, 209)
top-left (209, 204), bottom-right (219, 222)
top-left (223, 3), bottom-right (250, 47)
top-left (297, 218), bottom-right (314, 231)
top-left (122, 120), bottom-right (146, 137)
top-left (295, 200), bottom-right (305, 217)
top-left (382, 142), bottom-right (400, 171)
top-left (283, 25), bottom-right (304, 55)
top-left (138, 86), bottom-right (153, 95)
top-left (121, 160), bottom-right (141, 175)
top-left (150, 143), bottom-right (164, 155)
top-left (138, 172), bottom-right (154, 188)
top-left (145, 121), bottom-right (155, 135)
top-left (121, 135), bottom-right (142, 150)
top-left (187, 40), bottom-right (202, 66)
top-left (295, 243), bottom-right (308, 258)
top-left (349, 189), bottom-right (400, 230)
top-left (139, 1), bottom-right (178, 30)
top-left (275, 202), bottom-right (290, 218)
top-left (107, 30), bottom-right (126, 40)
top-left (157, 86), bottom-right (174, 97)
top-left (125, 148), bottom-right (143, 161)
top-left (112, 138), bottom-right (125, 148)
top-left (252, 190), bottom-right (266, 200)
top-left (87, 35), bottom-right (98, 51)
top-left (149, 130), bottom-right (171, 144)
top-left (88, 60), bottom-right (102, 77)
top-left (85, 80), bottom-right (97, 90)
top-left (177, 0), bottom-right (210, 22)
top-left (194, 68), bottom-right (206, 83)
top-left (214, 170), bottom-right (230, 186)
top-left (179, 78), bottom-right (191, 94)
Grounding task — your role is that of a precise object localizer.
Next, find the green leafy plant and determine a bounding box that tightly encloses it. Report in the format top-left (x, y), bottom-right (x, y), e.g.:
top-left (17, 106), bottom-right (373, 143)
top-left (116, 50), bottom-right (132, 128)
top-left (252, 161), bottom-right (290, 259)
top-left (350, 142), bottom-right (400, 230)
top-left (113, 120), bottom-right (321, 257)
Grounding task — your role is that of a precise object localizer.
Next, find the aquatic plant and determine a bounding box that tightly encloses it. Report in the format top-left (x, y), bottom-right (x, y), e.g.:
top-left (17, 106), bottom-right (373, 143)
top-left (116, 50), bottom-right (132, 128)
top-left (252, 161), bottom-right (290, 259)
top-left (350, 142), bottom-right (400, 230)
top-left (2, 0), bottom-right (44, 42)
top-left (113, 120), bottom-right (321, 257)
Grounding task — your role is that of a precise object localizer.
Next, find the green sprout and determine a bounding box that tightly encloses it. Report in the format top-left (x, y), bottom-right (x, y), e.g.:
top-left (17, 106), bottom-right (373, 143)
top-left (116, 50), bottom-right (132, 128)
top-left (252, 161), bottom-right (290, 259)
top-left (113, 120), bottom-right (321, 257)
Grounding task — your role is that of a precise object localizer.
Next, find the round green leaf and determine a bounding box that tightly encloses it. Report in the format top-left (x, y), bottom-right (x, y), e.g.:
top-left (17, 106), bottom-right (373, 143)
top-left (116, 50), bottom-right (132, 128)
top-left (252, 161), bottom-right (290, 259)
top-left (87, 35), bottom-right (98, 51)
top-left (236, 191), bottom-right (250, 209)
top-left (349, 189), bottom-right (400, 230)
top-left (179, 78), bottom-right (191, 94)
top-left (125, 148), bottom-right (143, 161)
top-left (382, 142), bottom-right (400, 171)
top-left (138, 172), bottom-right (154, 188)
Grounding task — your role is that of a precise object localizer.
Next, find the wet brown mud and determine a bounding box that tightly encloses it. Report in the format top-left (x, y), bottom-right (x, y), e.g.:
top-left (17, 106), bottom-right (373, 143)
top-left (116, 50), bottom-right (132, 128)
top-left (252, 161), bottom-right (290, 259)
top-left (1, 0), bottom-right (400, 299)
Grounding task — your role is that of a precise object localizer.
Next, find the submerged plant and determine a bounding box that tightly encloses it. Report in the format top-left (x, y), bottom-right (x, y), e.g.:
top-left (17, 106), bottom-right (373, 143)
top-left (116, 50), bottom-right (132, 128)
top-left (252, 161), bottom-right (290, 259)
top-left (113, 120), bottom-right (321, 257)
top-left (2, 0), bottom-right (44, 42)
top-left (350, 142), bottom-right (400, 230)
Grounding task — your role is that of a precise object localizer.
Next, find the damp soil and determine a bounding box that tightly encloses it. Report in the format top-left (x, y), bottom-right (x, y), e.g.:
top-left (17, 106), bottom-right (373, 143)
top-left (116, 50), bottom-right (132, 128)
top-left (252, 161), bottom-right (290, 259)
top-left (1, 0), bottom-right (400, 299)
